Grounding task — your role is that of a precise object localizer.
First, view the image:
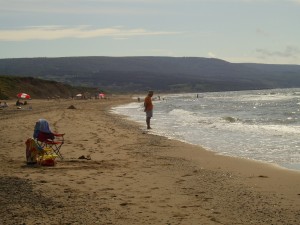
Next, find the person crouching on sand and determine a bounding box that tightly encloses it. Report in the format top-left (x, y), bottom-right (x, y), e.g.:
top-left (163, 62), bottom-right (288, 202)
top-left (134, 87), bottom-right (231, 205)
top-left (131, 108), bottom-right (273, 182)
top-left (144, 90), bottom-right (154, 129)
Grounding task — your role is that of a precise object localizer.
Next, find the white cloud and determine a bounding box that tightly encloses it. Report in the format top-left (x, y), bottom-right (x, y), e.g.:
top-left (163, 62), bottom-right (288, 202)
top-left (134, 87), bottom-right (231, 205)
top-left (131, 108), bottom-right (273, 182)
top-left (256, 46), bottom-right (300, 58)
top-left (208, 52), bottom-right (216, 58)
top-left (0, 26), bottom-right (181, 41)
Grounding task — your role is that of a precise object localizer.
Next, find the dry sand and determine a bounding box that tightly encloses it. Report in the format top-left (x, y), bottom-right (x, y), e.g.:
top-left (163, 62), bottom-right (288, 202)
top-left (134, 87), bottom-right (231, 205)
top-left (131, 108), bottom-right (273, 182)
top-left (0, 96), bottom-right (299, 225)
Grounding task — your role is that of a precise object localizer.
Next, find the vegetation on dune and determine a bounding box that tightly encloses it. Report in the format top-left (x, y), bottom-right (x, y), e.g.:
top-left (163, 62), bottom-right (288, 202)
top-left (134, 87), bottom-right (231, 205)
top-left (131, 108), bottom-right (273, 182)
top-left (0, 75), bottom-right (99, 100)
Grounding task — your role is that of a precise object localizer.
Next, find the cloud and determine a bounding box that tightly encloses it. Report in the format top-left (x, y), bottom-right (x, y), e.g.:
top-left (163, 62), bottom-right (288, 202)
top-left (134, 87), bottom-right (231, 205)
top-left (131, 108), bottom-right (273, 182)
top-left (256, 46), bottom-right (300, 58)
top-left (256, 28), bottom-right (269, 37)
top-left (0, 26), bottom-right (181, 41)
top-left (208, 52), bottom-right (216, 58)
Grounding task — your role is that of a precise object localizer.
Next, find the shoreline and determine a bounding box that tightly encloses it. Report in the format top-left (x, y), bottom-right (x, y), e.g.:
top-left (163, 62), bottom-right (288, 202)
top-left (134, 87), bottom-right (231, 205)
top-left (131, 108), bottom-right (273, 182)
top-left (112, 97), bottom-right (300, 173)
top-left (114, 96), bottom-right (300, 172)
top-left (148, 129), bottom-right (300, 173)
top-left (1, 97), bottom-right (299, 224)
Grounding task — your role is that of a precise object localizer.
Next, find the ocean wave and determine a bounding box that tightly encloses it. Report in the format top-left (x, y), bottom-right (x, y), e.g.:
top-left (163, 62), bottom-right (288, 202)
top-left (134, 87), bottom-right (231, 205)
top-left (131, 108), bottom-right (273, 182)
top-left (113, 89), bottom-right (300, 170)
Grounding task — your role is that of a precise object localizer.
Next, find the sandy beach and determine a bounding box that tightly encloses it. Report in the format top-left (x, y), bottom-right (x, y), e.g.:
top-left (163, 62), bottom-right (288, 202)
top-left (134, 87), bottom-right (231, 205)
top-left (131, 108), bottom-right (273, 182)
top-left (0, 96), bottom-right (299, 225)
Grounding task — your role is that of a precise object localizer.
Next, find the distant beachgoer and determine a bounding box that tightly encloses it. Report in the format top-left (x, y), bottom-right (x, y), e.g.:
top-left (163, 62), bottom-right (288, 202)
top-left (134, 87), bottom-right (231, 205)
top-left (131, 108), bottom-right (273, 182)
top-left (144, 90), bottom-right (154, 129)
top-left (16, 99), bottom-right (21, 106)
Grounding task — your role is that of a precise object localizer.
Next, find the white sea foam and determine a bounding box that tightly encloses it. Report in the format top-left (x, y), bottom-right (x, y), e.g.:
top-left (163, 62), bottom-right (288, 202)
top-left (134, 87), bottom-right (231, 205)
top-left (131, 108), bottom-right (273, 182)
top-left (112, 88), bottom-right (300, 171)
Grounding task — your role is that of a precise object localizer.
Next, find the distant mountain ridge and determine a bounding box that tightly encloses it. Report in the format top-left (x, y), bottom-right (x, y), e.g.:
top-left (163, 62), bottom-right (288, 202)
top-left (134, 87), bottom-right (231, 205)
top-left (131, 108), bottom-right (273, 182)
top-left (1, 56), bottom-right (300, 93)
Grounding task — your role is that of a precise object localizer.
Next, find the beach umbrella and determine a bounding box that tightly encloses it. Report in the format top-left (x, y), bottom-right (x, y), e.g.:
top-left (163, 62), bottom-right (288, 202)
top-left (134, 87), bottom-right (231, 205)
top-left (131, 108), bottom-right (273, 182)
top-left (17, 93), bottom-right (31, 99)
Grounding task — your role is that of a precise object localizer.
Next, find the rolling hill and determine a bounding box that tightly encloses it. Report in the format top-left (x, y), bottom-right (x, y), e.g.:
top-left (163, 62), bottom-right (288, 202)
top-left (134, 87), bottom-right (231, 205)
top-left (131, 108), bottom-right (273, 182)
top-left (1, 56), bottom-right (300, 93)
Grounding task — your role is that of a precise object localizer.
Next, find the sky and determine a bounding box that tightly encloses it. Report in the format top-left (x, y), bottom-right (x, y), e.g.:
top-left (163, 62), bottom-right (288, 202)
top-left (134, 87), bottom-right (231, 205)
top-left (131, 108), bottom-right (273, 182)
top-left (1, 0), bottom-right (300, 65)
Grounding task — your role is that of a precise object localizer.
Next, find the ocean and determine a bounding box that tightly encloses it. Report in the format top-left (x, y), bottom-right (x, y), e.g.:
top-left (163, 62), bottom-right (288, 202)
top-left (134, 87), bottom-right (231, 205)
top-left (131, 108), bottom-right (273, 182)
top-left (112, 88), bottom-right (300, 171)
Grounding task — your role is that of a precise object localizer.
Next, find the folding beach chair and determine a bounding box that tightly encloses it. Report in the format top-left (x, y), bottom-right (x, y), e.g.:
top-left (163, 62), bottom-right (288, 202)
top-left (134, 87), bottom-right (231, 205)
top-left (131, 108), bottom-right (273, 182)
top-left (33, 119), bottom-right (65, 159)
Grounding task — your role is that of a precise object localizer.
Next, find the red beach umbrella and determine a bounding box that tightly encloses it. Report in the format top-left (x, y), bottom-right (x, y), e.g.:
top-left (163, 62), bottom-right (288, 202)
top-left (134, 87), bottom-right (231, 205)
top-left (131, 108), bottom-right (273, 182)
top-left (17, 93), bottom-right (31, 99)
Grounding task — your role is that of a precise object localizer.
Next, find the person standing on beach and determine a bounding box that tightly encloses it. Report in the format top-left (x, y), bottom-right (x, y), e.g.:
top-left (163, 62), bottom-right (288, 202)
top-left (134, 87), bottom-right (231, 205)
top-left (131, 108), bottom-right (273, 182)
top-left (144, 90), bottom-right (154, 129)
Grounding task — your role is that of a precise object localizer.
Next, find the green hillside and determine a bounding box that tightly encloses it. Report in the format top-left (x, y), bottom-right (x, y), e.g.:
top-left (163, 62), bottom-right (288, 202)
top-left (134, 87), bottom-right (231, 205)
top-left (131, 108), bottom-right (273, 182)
top-left (0, 76), bottom-right (98, 100)
top-left (1, 57), bottom-right (300, 93)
